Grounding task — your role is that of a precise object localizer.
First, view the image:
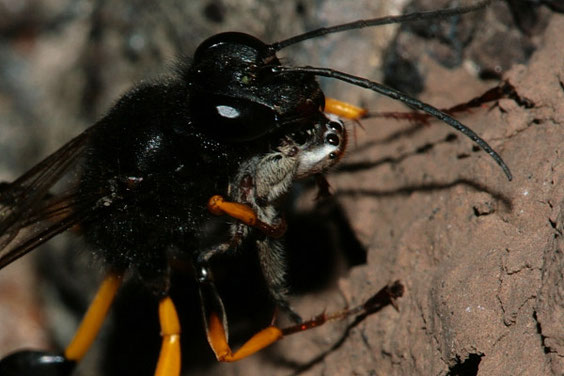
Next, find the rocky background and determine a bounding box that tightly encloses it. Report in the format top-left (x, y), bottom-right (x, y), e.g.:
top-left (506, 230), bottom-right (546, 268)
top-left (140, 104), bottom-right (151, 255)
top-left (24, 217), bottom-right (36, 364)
top-left (0, 1), bottom-right (562, 375)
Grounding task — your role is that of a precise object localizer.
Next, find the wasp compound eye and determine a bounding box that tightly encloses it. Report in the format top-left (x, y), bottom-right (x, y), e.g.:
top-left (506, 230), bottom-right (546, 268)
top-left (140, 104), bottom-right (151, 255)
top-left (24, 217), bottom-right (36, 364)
top-left (190, 94), bottom-right (280, 142)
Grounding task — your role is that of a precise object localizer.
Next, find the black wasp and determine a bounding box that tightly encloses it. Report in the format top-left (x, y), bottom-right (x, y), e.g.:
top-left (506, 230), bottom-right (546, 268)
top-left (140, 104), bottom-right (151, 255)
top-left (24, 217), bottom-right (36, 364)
top-left (0, 1), bottom-right (511, 375)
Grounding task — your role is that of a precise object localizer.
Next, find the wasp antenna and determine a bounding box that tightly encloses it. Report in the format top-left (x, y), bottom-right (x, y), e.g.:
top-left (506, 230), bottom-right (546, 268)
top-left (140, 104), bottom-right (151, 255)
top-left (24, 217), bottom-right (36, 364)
top-left (272, 66), bottom-right (512, 181)
top-left (271, 0), bottom-right (497, 51)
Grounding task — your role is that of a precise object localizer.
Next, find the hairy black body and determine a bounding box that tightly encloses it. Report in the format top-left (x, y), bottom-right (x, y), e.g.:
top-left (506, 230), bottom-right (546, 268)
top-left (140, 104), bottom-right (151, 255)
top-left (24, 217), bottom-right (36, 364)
top-left (0, 32), bottom-right (343, 308)
top-left (79, 79), bottom-right (244, 289)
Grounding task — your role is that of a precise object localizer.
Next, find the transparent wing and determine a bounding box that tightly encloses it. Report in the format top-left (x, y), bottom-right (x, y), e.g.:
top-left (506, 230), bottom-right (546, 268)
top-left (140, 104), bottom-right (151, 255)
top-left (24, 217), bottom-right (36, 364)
top-left (0, 127), bottom-right (107, 269)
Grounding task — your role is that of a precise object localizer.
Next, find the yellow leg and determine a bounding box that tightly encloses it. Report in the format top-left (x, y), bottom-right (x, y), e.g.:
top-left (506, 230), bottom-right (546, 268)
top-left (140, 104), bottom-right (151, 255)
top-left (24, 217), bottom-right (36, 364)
top-left (198, 266), bottom-right (284, 362)
top-left (325, 97), bottom-right (367, 119)
top-left (206, 311), bottom-right (283, 362)
top-left (202, 279), bottom-right (404, 363)
top-left (64, 272), bottom-right (123, 361)
top-left (155, 297), bottom-right (181, 376)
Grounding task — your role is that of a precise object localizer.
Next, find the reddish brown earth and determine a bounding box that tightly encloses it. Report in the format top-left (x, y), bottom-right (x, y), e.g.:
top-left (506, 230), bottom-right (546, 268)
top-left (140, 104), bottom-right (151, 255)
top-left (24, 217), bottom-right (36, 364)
top-left (316, 15), bottom-right (564, 376)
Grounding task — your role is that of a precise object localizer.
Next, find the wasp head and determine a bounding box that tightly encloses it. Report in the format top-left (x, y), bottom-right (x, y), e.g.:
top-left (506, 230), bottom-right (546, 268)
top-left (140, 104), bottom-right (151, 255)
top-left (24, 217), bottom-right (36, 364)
top-left (187, 32), bottom-right (326, 144)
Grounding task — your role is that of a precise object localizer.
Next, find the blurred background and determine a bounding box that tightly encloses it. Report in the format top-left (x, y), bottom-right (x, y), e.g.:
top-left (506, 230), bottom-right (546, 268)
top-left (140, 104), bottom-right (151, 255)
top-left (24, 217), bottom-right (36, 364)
top-left (0, 0), bottom-right (559, 375)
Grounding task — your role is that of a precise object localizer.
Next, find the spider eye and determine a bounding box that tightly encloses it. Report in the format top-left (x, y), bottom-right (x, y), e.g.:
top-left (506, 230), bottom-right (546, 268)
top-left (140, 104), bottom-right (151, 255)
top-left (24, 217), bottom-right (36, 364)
top-left (325, 133), bottom-right (340, 146)
top-left (327, 120), bottom-right (343, 133)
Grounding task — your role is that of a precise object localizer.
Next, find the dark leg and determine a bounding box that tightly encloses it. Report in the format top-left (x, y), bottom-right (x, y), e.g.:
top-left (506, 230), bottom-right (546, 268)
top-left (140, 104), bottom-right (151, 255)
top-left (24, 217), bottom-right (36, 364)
top-left (197, 223), bottom-right (246, 264)
top-left (197, 264), bottom-right (404, 363)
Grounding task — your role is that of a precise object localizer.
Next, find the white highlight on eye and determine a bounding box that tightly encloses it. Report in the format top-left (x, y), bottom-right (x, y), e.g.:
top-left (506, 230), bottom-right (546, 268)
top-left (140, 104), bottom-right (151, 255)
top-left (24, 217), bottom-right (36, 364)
top-left (216, 105), bottom-right (239, 118)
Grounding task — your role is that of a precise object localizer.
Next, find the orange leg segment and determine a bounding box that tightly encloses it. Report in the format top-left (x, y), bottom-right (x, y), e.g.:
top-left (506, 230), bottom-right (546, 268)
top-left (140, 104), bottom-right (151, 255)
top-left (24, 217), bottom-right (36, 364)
top-left (199, 263), bottom-right (404, 363)
top-left (199, 266), bottom-right (284, 362)
top-left (208, 195), bottom-right (286, 238)
top-left (325, 97), bottom-right (367, 120)
top-left (155, 297), bottom-right (181, 376)
top-left (206, 311), bottom-right (283, 362)
top-left (208, 195), bottom-right (257, 225)
top-left (64, 272), bottom-right (123, 362)
top-left (205, 281), bottom-right (403, 362)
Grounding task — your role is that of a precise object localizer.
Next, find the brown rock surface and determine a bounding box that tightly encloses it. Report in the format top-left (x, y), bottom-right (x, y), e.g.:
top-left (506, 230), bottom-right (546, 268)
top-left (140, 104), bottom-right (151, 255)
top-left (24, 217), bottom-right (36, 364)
top-left (301, 13), bottom-right (564, 376)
